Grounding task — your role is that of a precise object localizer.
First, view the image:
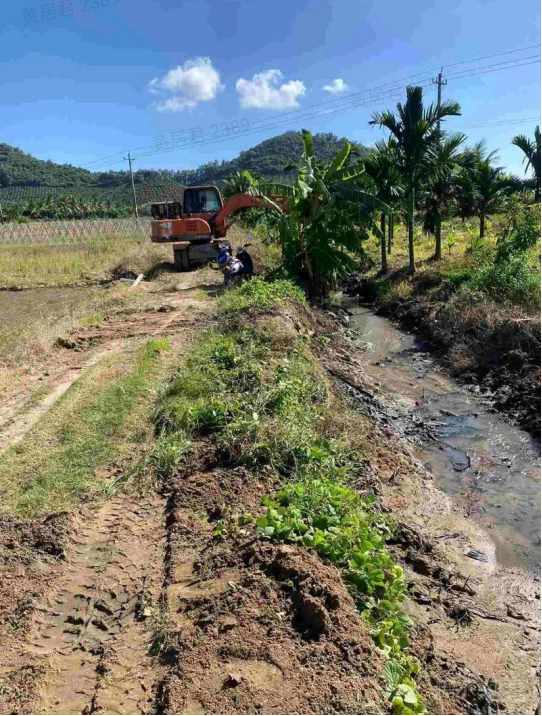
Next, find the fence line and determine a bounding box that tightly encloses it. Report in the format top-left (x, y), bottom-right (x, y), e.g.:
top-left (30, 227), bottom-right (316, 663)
top-left (0, 218), bottom-right (151, 246)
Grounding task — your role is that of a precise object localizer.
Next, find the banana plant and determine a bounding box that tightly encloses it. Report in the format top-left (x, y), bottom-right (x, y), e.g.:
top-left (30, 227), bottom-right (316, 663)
top-left (249, 129), bottom-right (385, 303)
top-left (222, 170), bottom-right (259, 199)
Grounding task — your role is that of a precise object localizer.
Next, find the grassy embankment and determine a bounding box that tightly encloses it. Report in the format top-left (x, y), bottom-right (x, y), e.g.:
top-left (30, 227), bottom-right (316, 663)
top-left (0, 338), bottom-right (173, 516)
top-left (364, 213), bottom-right (541, 431)
top-left (144, 278), bottom-right (425, 715)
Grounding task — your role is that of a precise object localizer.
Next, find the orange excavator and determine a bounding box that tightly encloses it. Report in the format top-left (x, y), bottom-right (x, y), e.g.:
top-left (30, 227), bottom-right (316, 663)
top-left (150, 185), bottom-right (285, 271)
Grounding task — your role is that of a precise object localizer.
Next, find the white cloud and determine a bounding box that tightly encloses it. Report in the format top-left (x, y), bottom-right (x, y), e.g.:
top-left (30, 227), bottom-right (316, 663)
top-left (323, 78), bottom-right (349, 95)
top-left (148, 57), bottom-right (223, 112)
top-left (156, 96), bottom-right (198, 112)
top-left (236, 69), bottom-right (306, 110)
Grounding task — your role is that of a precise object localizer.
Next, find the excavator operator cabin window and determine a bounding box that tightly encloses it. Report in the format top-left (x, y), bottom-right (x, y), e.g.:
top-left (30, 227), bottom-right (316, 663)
top-left (184, 187), bottom-right (222, 213)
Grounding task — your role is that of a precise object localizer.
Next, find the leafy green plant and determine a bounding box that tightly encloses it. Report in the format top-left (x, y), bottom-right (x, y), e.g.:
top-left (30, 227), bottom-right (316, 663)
top-left (466, 254), bottom-right (541, 310)
top-left (217, 277), bottom-right (306, 312)
top-left (465, 223), bottom-right (485, 254)
top-left (256, 477), bottom-right (425, 715)
top-left (495, 199), bottom-right (541, 261)
top-left (249, 130), bottom-right (385, 303)
top-left (222, 169), bottom-right (260, 199)
top-left (444, 223), bottom-right (458, 255)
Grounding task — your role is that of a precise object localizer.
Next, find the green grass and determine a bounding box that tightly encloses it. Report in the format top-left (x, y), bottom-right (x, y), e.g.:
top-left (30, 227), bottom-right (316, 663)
top-left (367, 208), bottom-right (541, 314)
top-left (150, 278), bottom-right (425, 714)
top-left (0, 339), bottom-right (171, 516)
top-left (460, 252), bottom-right (541, 310)
top-left (216, 276), bottom-right (306, 313)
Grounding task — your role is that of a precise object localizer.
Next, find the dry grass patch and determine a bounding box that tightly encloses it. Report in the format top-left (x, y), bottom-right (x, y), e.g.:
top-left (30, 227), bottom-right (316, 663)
top-left (0, 238), bottom-right (171, 289)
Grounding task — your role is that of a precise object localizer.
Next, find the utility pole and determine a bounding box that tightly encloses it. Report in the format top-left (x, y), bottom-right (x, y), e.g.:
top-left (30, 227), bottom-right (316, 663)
top-left (432, 67), bottom-right (447, 131)
top-left (124, 151), bottom-right (139, 218)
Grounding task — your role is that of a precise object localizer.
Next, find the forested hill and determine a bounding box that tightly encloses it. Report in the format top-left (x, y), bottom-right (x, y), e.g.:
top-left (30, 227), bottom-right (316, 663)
top-left (0, 143), bottom-right (95, 187)
top-left (0, 131), bottom-right (358, 190)
top-left (209, 131), bottom-right (354, 178)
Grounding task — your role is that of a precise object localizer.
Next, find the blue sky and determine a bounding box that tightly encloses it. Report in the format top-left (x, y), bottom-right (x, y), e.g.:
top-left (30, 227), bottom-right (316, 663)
top-left (1, 0), bottom-right (540, 176)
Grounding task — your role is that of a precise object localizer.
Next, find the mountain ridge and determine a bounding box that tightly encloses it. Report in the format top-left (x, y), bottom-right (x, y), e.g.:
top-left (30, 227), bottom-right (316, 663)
top-left (0, 131), bottom-right (361, 193)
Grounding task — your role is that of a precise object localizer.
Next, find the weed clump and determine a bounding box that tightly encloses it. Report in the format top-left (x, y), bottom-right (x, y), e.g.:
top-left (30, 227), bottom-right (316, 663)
top-left (217, 277), bottom-right (306, 312)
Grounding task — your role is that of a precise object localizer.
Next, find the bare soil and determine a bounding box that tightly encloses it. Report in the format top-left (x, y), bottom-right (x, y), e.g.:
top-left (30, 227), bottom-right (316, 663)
top-left (159, 460), bottom-right (389, 715)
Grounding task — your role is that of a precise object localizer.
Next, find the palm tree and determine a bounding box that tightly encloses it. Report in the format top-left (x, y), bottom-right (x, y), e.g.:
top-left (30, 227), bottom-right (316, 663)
top-left (370, 86), bottom-right (461, 273)
top-left (512, 125), bottom-right (541, 202)
top-left (422, 132), bottom-right (467, 259)
top-left (457, 144), bottom-right (517, 239)
top-left (363, 139), bottom-right (404, 272)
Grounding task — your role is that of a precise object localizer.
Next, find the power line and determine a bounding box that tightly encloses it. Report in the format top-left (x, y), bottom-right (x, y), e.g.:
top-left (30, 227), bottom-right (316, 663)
top-left (90, 84), bottom-right (435, 171)
top-left (93, 54), bottom-right (535, 168)
top-left (441, 43), bottom-right (540, 70)
top-left (457, 116), bottom-right (540, 129)
top-left (89, 80), bottom-right (443, 170)
top-left (84, 78), bottom-right (439, 169)
top-left (447, 54), bottom-right (542, 77)
top-left (447, 58), bottom-right (540, 81)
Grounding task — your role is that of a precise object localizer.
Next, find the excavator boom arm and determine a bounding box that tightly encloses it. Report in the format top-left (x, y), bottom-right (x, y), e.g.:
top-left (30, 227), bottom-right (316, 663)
top-left (213, 193), bottom-right (288, 237)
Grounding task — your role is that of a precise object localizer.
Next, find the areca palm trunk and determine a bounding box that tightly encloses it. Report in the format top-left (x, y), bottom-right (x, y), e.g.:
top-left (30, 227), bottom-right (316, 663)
top-left (479, 211), bottom-right (486, 240)
top-left (380, 212), bottom-right (388, 273)
top-left (407, 184), bottom-right (416, 274)
top-left (434, 212), bottom-right (442, 260)
top-left (387, 213), bottom-right (393, 254)
top-left (535, 183), bottom-right (540, 203)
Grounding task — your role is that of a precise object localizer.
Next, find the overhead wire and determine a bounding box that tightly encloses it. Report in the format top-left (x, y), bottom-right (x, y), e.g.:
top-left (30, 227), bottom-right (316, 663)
top-left (79, 44), bottom-right (541, 170)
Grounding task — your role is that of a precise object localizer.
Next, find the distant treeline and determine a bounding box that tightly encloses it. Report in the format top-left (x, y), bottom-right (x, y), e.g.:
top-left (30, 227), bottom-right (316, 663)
top-left (0, 131), bottom-right (356, 193)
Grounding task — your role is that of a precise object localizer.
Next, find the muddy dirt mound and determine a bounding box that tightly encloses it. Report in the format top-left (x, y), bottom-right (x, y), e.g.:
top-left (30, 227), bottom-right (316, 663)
top-left (162, 505), bottom-right (388, 715)
top-left (0, 511), bottom-right (70, 642)
top-left (0, 511), bottom-right (69, 560)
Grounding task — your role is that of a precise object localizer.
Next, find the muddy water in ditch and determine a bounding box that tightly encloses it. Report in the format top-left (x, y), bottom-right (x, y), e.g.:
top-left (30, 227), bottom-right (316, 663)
top-left (349, 305), bottom-right (541, 573)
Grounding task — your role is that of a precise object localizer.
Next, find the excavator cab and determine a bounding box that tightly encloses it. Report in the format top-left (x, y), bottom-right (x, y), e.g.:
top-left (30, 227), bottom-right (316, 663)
top-left (151, 201), bottom-right (182, 220)
top-left (183, 186), bottom-right (222, 214)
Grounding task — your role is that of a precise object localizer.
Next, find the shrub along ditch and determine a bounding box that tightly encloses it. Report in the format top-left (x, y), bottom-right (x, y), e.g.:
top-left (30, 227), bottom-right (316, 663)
top-left (151, 278), bottom-right (425, 715)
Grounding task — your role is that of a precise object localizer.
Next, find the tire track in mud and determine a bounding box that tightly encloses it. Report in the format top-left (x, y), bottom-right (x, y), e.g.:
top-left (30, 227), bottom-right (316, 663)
top-left (26, 495), bottom-right (166, 715)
